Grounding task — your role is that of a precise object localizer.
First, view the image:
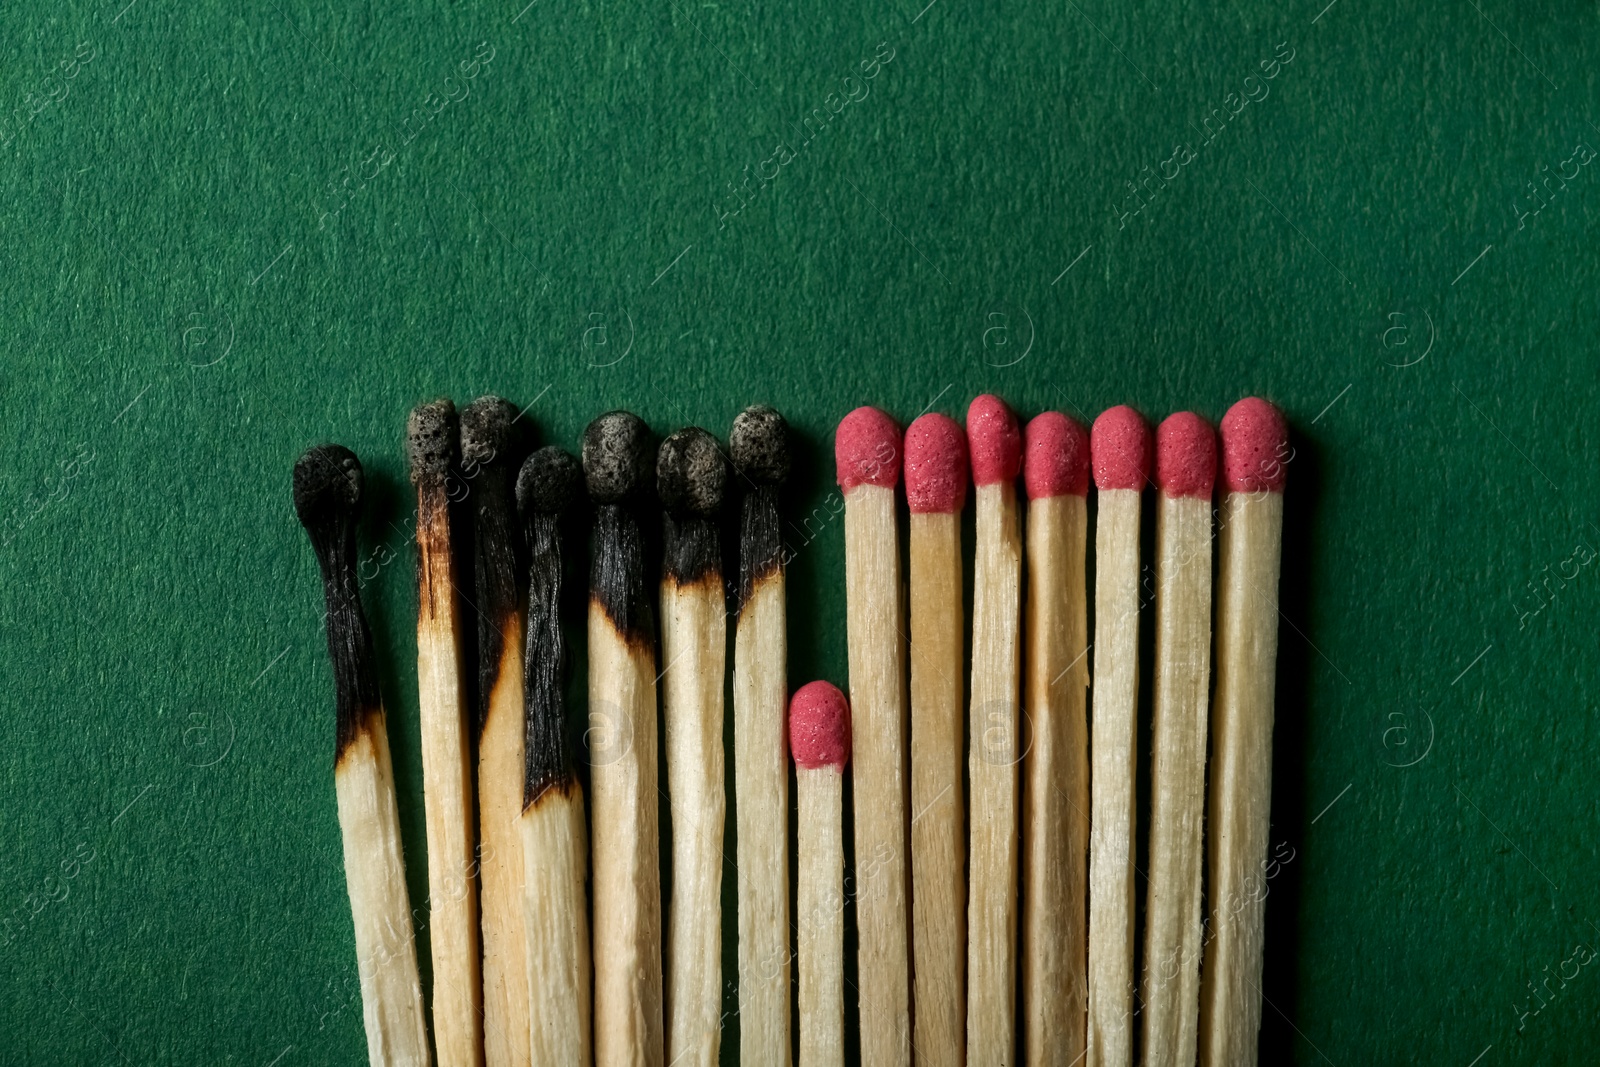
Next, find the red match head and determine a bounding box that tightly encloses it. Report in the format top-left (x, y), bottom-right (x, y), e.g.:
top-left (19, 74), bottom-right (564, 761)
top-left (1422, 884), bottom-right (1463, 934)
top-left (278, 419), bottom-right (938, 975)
top-left (1023, 412), bottom-right (1088, 499)
top-left (835, 407), bottom-right (902, 490)
top-left (904, 413), bottom-right (969, 514)
top-left (1155, 412), bottom-right (1216, 499)
top-left (1220, 397), bottom-right (1289, 493)
top-left (789, 681), bottom-right (851, 770)
top-left (967, 394), bottom-right (1021, 486)
top-left (1091, 406), bottom-right (1151, 491)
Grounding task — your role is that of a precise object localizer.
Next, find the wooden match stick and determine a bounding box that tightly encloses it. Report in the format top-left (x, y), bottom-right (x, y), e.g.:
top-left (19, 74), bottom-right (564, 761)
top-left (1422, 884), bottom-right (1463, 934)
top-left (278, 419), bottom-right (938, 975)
top-left (835, 405), bottom-right (912, 1067)
top-left (903, 412), bottom-right (968, 1067)
top-left (516, 446), bottom-right (592, 1066)
top-left (1140, 412), bottom-right (1217, 1067)
top-left (461, 397), bottom-right (530, 1067)
top-left (583, 411), bottom-right (665, 1067)
top-left (728, 405), bottom-right (792, 1066)
top-left (658, 427), bottom-right (729, 1067)
top-left (791, 680), bottom-right (851, 1067)
top-left (1198, 399), bottom-right (1288, 1067)
top-left (964, 394), bottom-right (1024, 1064)
top-left (293, 445), bottom-right (431, 1067)
top-left (1084, 406), bottom-right (1151, 1067)
top-left (407, 400), bottom-right (484, 1067)
top-left (1019, 411), bottom-right (1091, 1067)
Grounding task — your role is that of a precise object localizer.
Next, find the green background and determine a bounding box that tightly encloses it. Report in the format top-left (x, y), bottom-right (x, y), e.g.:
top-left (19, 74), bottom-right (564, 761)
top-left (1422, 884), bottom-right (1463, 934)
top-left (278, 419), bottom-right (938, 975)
top-left (1, 0), bottom-right (1596, 1062)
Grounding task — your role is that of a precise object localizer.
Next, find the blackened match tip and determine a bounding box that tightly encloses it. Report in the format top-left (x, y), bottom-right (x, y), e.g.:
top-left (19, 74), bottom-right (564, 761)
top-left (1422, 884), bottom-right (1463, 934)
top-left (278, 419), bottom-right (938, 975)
top-left (657, 427), bottom-right (726, 519)
top-left (517, 446), bottom-right (582, 517)
top-left (729, 404), bottom-right (790, 486)
top-left (293, 444), bottom-right (363, 531)
top-left (460, 395), bottom-right (523, 468)
top-left (407, 398), bottom-right (457, 482)
top-left (582, 410), bottom-right (652, 504)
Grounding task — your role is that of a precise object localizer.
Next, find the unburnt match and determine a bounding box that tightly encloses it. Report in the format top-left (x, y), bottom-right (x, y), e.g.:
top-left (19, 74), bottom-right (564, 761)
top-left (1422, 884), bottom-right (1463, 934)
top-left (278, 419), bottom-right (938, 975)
top-left (835, 405), bottom-right (912, 1066)
top-left (791, 681), bottom-right (851, 1067)
top-left (1198, 399), bottom-right (1288, 1067)
top-left (1019, 411), bottom-right (1091, 1067)
top-left (658, 427), bottom-right (729, 1067)
top-left (516, 446), bottom-right (592, 1067)
top-left (584, 411), bottom-right (665, 1067)
top-left (293, 445), bottom-right (431, 1067)
top-left (461, 397), bottom-right (530, 1067)
top-left (729, 405), bottom-right (792, 1066)
top-left (1140, 412), bottom-right (1217, 1067)
top-left (903, 411), bottom-right (968, 1067)
top-left (965, 394), bottom-right (1024, 1063)
top-left (1085, 406), bottom-right (1151, 1067)
top-left (407, 400), bottom-right (483, 1067)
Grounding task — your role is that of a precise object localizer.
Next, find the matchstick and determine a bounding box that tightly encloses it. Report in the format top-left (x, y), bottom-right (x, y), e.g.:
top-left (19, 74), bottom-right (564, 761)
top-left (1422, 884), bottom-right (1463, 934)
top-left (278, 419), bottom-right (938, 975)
top-left (584, 411), bottom-right (665, 1067)
top-left (835, 405), bottom-right (911, 1066)
top-left (903, 411), bottom-right (968, 1067)
top-left (1198, 399), bottom-right (1288, 1067)
top-left (964, 394), bottom-right (1024, 1064)
top-left (293, 445), bottom-right (431, 1067)
top-left (729, 405), bottom-right (792, 1066)
top-left (516, 446), bottom-right (592, 1067)
top-left (791, 681), bottom-right (851, 1067)
top-left (462, 397), bottom-right (530, 1067)
top-left (407, 400), bottom-right (484, 1067)
top-left (1140, 412), bottom-right (1217, 1067)
top-left (658, 427), bottom-right (729, 1067)
top-left (1019, 411), bottom-right (1091, 1067)
top-left (1084, 406), bottom-right (1151, 1067)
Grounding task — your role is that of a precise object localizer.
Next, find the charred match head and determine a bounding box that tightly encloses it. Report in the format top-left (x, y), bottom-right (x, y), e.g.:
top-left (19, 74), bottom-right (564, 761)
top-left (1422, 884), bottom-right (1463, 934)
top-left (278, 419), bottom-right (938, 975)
top-left (293, 443), bottom-right (364, 540)
top-left (517, 446), bottom-right (583, 519)
top-left (657, 427), bottom-right (726, 521)
top-left (460, 395), bottom-right (524, 473)
top-left (584, 411), bottom-right (654, 640)
top-left (583, 410), bottom-right (653, 505)
top-left (730, 404), bottom-right (790, 487)
top-left (407, 398), bottom-right (458, 488)
top-left (731, 406), bottom-right (790, 609)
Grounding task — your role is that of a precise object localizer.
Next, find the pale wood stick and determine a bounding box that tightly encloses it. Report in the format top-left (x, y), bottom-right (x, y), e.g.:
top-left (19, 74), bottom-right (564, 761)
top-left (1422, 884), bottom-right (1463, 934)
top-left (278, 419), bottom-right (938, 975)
top-left (522, 786), bottom-right (591, 1066)
top-left (1140, 413), bottom-right (1216, 1067)
top-left (410, 401), bottom-right (483, 1067)
top-left (797, 765), bottom-right (845, 1067)
top-left (1199, 399), bottom-right (1287, 1067)
top-left (965, 476), bottom-right (1023, 1063)
top-left (1085, 488), bottom-right (1144, 1067)
top-left (481, 621), bottom-right (529, 1067)
top-left (1019, 491), bottom-right (1089, 1066)
top-left (908, 510), bottom-right (965, 1067)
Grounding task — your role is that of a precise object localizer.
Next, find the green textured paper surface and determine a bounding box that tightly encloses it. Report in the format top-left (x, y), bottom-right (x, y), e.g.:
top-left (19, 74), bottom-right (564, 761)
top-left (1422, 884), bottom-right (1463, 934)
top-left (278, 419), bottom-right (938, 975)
top-left (1, 0), bottom-right (1596, 1062)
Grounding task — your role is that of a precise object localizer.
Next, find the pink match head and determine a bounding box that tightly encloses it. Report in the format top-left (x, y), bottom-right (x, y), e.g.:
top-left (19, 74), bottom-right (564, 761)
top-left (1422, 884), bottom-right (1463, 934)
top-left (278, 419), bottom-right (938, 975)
top-left (1091, 406), bottom-right (1151, 491)
top-left (903, 414), bottom-right (969, 513)
top-left (789, 681), bottom-right (851, 769)
top-left (835, 407), bottom-right (902, 490)
top-left (966, 394), bottom-right (1021, 486)
top-left (1220, 397), bottom-right (1289, 493)
top-left (1023, 412), bottom-right (1089, 499)
top-left (1155, 412), bottom-right (1217, 499)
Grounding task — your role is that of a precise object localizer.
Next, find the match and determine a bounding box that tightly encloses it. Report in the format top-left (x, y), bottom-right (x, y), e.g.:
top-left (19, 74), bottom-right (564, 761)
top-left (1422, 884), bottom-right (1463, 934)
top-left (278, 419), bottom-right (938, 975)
top-left (835, 405), bottom-right (911, 1066)
top-left (516, 445), bottom-right (592, 1066)
top-left (1140, 411), bottom-right (1217, 1067)
top-left (791, 680), bottom-right (851, 1067)
top-left (657, 427), bottom-right (729, 1067)
top-left (584, 411), bottom-right (665, 1067)
top-left (903, 411), bottom-right (968, 1067)
top-left (461, 397), bottom-right (530, 1067)
top-left (1018, 410), bottom-right (1091, 1067)
top-left (407, 399), bottom-right (483, 1067)
top-left (293, 445), bottom-right (431, 1067)
top-left (965, 394), bottom-right (1023, 1064)
top-left (728, 405), bottom-right (792, 1066)
top-left (1085, 406), bottom-right (1151, 1067)
top-left (1198, 398), bottom-right (1288, 1067)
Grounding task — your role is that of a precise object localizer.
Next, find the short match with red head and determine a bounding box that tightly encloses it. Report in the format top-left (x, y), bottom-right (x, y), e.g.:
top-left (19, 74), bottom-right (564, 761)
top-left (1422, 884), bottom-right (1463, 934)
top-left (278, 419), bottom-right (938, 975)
top-left (835, 406), bottom-right (902, 490)
top-left (1024, 411), bottom-right (1088, 500)
top-left (966, 394), bottom-right (1021, 486)
top-left (1091, 406), bottom-right (1151, 491)
top-left (1220, 397), bottom-right (1289, 494)
top-left (904, 413), bottom-right (968, 513)
top-left (789, 681), bottom-right (851, 770)
top-left (1155, 412), bottom-right (1216, 499)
